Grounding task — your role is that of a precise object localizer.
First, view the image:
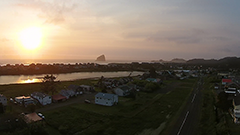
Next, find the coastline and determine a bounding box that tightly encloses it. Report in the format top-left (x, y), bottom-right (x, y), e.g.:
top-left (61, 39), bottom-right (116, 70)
top-left (0, 71), bottom-right (144, 85)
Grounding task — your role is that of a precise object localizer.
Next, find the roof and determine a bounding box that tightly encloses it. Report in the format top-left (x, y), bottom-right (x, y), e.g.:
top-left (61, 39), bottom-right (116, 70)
top-left (31, 92), bottom-right (50, 98)
top-left (80, 85), bottom-right (92, 88)
top-left (68, 85), bottom-right (80, 90)
top-left (15, 96), bottom-right (31, 100)
top-left (95, 92), bottom-right (116, 99)
top-left (52, 94), bottom-right (67, 101)
top-left (0, 94), bottom-right (6, 98)
top-left (222, 79), bottom-right (232, 83)
top-left (24, 112), bottom-right (42, 123)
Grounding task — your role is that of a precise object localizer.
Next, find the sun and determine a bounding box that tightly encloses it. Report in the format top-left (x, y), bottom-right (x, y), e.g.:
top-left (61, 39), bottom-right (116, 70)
top-left (19, 27), bottom-right (42, 50)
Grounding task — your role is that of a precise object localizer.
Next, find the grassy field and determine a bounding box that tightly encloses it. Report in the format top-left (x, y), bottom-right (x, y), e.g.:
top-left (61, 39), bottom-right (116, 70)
top-left (0, 79), bottom-right (97, 98)
top-left (0, 77), bottom-right (197, 135)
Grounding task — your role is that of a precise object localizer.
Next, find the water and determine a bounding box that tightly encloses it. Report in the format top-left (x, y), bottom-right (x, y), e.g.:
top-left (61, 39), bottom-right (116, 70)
top-left (0, 71), bottom-right (143, 85)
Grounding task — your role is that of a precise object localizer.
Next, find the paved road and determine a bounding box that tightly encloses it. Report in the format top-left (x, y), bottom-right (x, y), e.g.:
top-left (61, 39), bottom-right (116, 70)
top-left (170, 77), bottom-right (203, 135)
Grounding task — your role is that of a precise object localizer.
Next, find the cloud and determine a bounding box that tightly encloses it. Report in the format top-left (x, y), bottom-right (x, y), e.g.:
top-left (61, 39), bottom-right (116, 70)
top-left (143, 28), bottom-right (206, 44)
top-left (15, 0), bottom-right (77, 25)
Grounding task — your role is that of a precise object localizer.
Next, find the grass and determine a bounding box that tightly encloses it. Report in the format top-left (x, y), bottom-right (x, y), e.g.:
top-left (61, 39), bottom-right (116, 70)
top-left (44, 78), bottom-right (196, 135)
top-left (0, 77), bottom-right (197, 135)
top-left (0, 79), bottom-right (97, 98)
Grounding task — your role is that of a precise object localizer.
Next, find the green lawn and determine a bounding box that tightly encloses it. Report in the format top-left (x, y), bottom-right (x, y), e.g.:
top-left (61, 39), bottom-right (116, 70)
top-left (0, 77), bottom-right (197, 135)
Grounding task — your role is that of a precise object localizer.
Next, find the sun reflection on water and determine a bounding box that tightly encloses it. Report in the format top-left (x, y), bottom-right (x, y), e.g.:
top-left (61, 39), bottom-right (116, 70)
top-left (19, 78), bottom-right (41, 84)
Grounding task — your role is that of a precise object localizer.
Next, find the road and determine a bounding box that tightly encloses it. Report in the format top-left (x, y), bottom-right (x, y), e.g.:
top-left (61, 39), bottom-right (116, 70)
top-left (170, 77), bottom-right (203, 135)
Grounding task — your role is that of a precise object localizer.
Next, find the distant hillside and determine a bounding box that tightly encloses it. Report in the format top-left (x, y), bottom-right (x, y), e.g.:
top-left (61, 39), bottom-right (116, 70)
top-left (186, 57), bottom-right (240, 68)
top-left (170, 58), bottom-right (186, 63)
top-left (187, 58), bottom-right (217, 64)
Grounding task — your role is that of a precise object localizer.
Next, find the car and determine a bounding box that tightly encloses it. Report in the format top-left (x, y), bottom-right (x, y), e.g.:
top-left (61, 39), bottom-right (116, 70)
top-left (37, 113), bottom-right (45, 119)
top-left (84, 99), bottom-right (91, 103)
top-left (9, 98), bottom-right (13, 102)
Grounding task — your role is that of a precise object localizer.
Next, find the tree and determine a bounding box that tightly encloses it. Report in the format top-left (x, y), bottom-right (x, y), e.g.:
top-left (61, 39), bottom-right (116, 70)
top-left (41, 74), bottom-right (59, 95)
top-left (216, 91), bottom-right (232, 112)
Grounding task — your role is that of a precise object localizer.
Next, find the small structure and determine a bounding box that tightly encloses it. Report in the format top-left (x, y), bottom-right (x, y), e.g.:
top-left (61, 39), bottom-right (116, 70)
top-left (24, 112), bottom-right (43, 123)
top-left (68, 85), bottom-right (83, 95)
top-left (95, 92), bottom-right (118, 106)
top-left (222, 79), bottom-right (232, 85)
top-left (15, 96), bottom-right (36, 107)
top-left (80, 85), bottom-right (95, 94)
top-left (31, 92), bottom-right (52, 106)
top-left (113, 85), bottom-right (131, 96)
top-left (66, 89), bottom-right (76, 97)
top-left (59, 90), bottom-right (71, 99)
top-left (52, 94), bottom-right (67, 102)
top-left (232, 96), bottom-right (240, 123)
top-left (0, 94), bottom-right (7, 106)
top-left (146, 78), bottom-right (162, 83)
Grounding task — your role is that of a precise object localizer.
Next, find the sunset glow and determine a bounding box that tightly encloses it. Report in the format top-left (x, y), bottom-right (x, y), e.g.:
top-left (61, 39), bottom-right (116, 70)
top-left (19, 27), bottom-right (42, 50)
top-left (0, 1), bottom-right (239, 60)
top-left (18, 78), bottom-right (40, 84)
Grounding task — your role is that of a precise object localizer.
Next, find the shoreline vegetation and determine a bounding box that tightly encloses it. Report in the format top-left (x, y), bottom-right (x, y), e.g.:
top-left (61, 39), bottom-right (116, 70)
top-left (0, 62), bottom-right (163, 76)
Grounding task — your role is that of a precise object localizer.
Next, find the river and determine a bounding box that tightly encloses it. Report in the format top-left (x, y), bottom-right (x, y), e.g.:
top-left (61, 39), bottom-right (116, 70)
top-left (0, 71), bottom-right (144, 85)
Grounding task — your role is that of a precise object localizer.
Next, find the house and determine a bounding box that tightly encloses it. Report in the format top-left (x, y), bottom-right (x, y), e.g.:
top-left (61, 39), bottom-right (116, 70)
top-left (59, 90), bottom-right (71, 99)
top-left (232, 96), bottom-right (240, 123)
top-left (95, 92), bottom-right (118, 106)
top-left (15, 96), bottom-right (36, 107)
top-left (0, 94), bottom-right (7, 106)
top-left (68, 85), bottom-right (83, 95)
top-left (222, 79), bottom-right (232, 85)
top-left (31, 92), bottom-right (52, 106)
top-left (113, 85), bottom-right (131, 96)
top-left (66, 89), bottom-right (76, 97)
top-left (80, 85), bottom-right (95, 93)
top-left (52, 94), bottom-right (67, 102)
top-left (23, 112), bottom-right (43, 124)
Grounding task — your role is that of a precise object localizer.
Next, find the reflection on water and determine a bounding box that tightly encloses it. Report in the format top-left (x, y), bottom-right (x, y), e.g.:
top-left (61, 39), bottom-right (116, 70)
top-left (18, 78), bottom-right (41, 84)
top-left (0, 71), bottom-right (143, 85)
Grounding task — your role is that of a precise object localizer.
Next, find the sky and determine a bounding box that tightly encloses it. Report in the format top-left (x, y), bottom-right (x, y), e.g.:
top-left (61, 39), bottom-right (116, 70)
top-left (0, 0), bottom-right (240, 61)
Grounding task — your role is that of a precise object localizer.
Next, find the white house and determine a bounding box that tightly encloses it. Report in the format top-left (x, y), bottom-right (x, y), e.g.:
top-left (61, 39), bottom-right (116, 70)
top-left (95, 92), bottom-right (118, 106)
top-left (31, 92), bottom-right (52, 106)
top-left (0, 94), bottom-right (7, 106)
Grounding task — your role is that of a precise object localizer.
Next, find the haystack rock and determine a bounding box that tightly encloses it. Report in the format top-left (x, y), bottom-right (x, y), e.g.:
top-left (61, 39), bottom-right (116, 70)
top-left (96, 55), bottom-right (106, 61)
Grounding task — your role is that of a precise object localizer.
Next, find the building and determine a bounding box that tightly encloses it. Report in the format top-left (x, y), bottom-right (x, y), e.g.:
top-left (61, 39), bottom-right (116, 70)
top-left (232, 96), bottom-right (240, 123)
top-left (113, 85), bottom-right (131, 96)
top-left (23, 112), bottom-right (43, 124)
top-left (80, 85), bottom-right (95, 93)
top-left (95, 92), bottom-right (118, 106)
top-left (222, 79), bottom-right (232, 85)
top-left (59, 90), bottom-right (71, 99)
top-left (15, 96), bottom-right (36, 107)
top-left (0, 94), bottom-right (7, 106)
top-left (68, 85), bottom-right (83, 95)
top-left (31, 92), bottom-right (52, 106)
top-left (52, 94), bottom-right (67, 102)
